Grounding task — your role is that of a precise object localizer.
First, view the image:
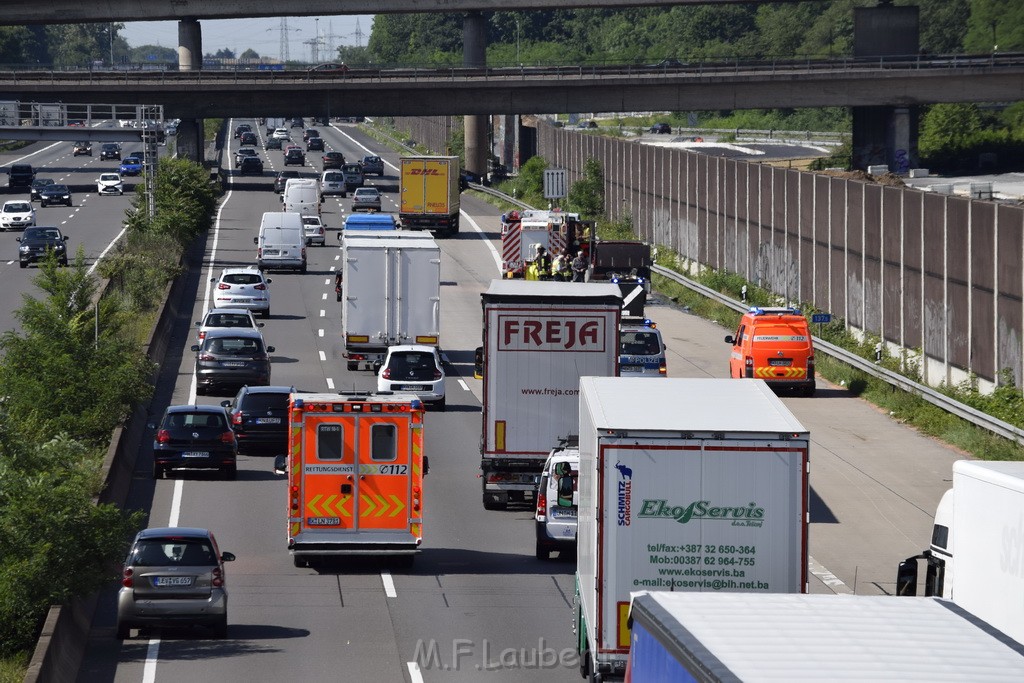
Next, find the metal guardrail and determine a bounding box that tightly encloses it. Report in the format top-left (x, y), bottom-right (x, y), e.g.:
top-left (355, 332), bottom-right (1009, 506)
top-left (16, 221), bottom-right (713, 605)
top-left (650, 264), bottom-right (1024, 447)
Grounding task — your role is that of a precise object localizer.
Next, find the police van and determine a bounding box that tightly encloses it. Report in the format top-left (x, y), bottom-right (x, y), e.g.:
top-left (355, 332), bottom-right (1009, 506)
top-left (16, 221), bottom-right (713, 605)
top-left (617, 320), bottom-right (666, 377)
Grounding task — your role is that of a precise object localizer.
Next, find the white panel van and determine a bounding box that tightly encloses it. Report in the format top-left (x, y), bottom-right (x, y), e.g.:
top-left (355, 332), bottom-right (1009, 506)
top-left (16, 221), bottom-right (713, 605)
top-left (254, 212), bottom-right (306, 272)
top-left (281, 178), bottom-right (321, 217)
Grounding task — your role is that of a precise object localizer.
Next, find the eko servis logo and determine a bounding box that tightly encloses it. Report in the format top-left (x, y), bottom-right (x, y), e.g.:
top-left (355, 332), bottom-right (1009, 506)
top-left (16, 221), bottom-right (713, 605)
top-left (615, 461), bottom-right (632, 526)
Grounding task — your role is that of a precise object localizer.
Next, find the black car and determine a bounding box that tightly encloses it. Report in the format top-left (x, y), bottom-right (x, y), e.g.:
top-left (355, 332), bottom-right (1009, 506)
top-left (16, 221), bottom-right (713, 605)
top-left (191, 328), bottom-right (274, 396)
top-left (274, 170), bottom-right (301, 193)
top-left (239, 131), bottom-right (258, 147)
top-left (238, 156), bottom-right (264, 176)
top-left (290, 118), bottom-right (304, 129)
top-left (38, 184), bottom-right (72, 208)
top-left (284, 147), bottom-right (305, 166)
top-left (265, 137), bottom-right (284, 151)
top-left (151, 404), bottom-right (237, 479)
top-left (306, 136), bottom-right (324, 152)
top-left (233, 123), bottom-right (251, 138)
top-left (302, 129), bottom-right (319, 143)
top-left (30, 177), bottom-right (54, 201)
top-left (8, 164), bottom-right (35, 188)
top-left (220, 385), bottom-right (295, 456)
top-left (17, 226), bottom-right (68, 268)
top-left (322, 152), bottom-right (345, 169)
top-left (73, 141), bottom-right (92, 156)
top-left (650, 122), bottom-right (672, 134)
top-left (100, 143), bottom-right (122, 160)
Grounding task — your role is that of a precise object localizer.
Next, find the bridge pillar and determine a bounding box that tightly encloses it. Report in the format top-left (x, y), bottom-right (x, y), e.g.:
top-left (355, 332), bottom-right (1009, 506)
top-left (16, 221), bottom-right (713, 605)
top-left (177, 19), bottom-right (204, 162)
top-left (851, 5), bottom-right (919, 172)
top-left (463, 12), bottom-right (488, 179)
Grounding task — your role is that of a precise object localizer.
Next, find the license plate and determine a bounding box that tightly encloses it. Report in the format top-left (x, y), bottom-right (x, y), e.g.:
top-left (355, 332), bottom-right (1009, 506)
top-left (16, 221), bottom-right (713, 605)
top-left (620, 366), bottom-right (642, 373)
top-left (551, 507), bottom-right (577, 519)
top-left (223, 361), bottom-right (246, 367)
top-left (182, 451), bottom-right (210, 458)
top-left (398, 385), bottom-right (427, 391)
top-left (307, 517), bottom-right (340, 526)
top-left (231, 298), bottom-right (252, 303)
top-left (255, 417), bottom-right (281, 424)
top-left (768, 359), bottom-right (792, 366)
top-left (264, 249), bottom-right (280, 255)
top-left (153, 576), bottom-right (193, 587)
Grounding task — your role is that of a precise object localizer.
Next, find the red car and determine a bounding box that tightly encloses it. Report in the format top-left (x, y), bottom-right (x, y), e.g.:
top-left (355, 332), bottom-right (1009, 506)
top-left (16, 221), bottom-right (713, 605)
top-left (322, 151), bottom-right (345, 169)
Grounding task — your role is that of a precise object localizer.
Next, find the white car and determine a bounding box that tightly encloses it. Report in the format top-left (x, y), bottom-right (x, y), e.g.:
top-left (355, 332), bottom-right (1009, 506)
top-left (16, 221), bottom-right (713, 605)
top-left (301, 215), bottom-right (326, 246)
top-left (272, 128), bottom-right (290, 140)
top-left (0, 200), bottom-right (36, 231)
top-left (319, 170), bottom-right (347, 197)
top-left (194, 307), bottom-right (264, 342)
top-left (376, 345), bottom-right (445, 410)
top-left (210, 266), bottom-right (272, 318)
top-left (96, 172), bottom-right (124, 196)
top-left (234, 147), bottom-right (259, 166)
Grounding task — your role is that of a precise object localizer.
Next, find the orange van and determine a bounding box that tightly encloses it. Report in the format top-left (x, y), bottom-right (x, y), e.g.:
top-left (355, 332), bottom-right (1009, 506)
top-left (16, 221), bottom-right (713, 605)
top-left (725, 307), bottom-right (816, 395)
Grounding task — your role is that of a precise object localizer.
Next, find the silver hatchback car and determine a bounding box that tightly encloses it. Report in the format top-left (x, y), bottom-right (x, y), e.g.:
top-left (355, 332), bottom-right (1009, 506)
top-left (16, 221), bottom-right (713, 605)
top-left (116, 527), bottom-right (235, 639)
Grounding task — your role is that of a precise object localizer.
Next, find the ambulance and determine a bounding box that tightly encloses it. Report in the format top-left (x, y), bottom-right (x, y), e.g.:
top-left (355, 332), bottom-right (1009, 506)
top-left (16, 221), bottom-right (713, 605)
top-left (278, 391), bottom-right (426, 567)
top-left (724, 306), bottom-right (816, 396)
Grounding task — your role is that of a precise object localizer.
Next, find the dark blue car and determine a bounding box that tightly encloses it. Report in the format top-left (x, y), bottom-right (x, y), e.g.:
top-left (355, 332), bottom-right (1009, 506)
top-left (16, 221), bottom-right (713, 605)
top-left (119, 156), bottom-right (143, 176)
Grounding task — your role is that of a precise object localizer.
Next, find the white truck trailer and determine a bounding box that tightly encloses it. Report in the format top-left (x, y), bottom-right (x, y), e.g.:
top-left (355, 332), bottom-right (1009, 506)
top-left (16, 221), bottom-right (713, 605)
top-left (576, 377), bottom-right (810, 681)
top-left (340, 232), bottom-right (441, 371)
top-left (626, 592), bottom-right (1024, 682)
top-left (897, 459), bottom-right (1024, 646)
top-left (479, 280), bottom-right (620, 510)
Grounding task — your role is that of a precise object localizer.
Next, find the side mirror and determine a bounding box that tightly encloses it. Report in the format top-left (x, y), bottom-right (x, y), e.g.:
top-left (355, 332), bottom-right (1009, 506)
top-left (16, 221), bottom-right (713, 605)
top-left (253, 236), bottom-right (258, 245)
top-left (267, 345), bottom-right (276, 354)
top-left (195, 321), bottom-right (201, 327)
top-left (279, 195), bottom-right (283, 203)
top-left (210, 277), bottom-right (216, 282)
top-left (146, 421), bottom-right (157, 429)
top-left (15, 237), bottom-right (21, 243)
top-left (337, 232), bottom-right (343, 241)
top-left (724, 335), bottom-right (734, 344)
top-left (220, 400), bottom-right (231, 408)
top-left (258, 322), bottom-right (265, 328)
top-left (474, 346), bottom-right (484, 379)
top-left (265, 278), bottom-right (272, 283)
top-left (190, 344), bottom-right (200, 352)
top-left (896, 557), bottom-right (921, 596)
top-left (423, 456), bottom-right (430, 476)
top-left (273, 455), bottom-right (287, 475)
top-left (221, 552), bottom-right (236, 562)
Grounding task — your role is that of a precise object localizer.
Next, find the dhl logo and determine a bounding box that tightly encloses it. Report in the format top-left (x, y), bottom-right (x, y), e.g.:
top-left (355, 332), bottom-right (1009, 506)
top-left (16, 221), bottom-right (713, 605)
top-left (408, 168), bottom-right (442, 176)
top-left (755, 366), bottom-right (806, 378)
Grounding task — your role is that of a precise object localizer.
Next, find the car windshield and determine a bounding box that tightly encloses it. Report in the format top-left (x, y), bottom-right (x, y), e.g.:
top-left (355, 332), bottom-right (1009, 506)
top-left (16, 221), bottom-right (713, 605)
top-left (164, 411), bottom-right (228, 429)
top-left (356, 189), bottom-right (378, 197)
top-left (102, 144), bottom-right (118, 150)
top-left (24, 228), bottom-right (61, 240)
top-left (620, 331), bottom-right (662, 355)
top-left (129, 538), bottom-right (217, 567)
top-left (4, 203), bottom-right (30, 212)
top-left (100, 174), bottom-right (120, 182)
top-left (124, 158), bottom-right (140, 164)
top-left (32, 179), bottom-right (53, 187)
top-left (387, 352), bottom-right (438, 381)
top-left (239, 394), bottom-right (288, 412)
top-left (205, 337), bottom-right (262, 355)
top-left (46, 185), bottom-right (68, 193)
top-left (223, 273), bottom-right (263, 285)
top-left (206, 313), bottom-right (253, 328)
top-left (302, 217), bottom-right (321, 226)
top-left (324, 172), bottom-right (343, 182)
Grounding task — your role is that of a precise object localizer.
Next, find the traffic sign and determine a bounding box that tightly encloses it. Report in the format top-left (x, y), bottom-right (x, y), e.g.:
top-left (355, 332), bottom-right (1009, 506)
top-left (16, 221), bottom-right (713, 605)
top-left (811, 313), bottom-right (831, 324)
top-left (543, 169), bottom-right (567, 199)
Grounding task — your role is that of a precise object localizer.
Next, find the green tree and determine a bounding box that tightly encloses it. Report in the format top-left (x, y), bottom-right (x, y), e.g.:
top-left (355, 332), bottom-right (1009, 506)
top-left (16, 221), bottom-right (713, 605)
top-left (917, 0), bottom-right (970, 54)
top-left (567, 158), bottom-right (605, 219)
top-left (919, 103), bottom-right (983, 158)
top-left (240, 48), bottom-right (260, 60)
top-left (964, 0), bottom-right (1024, 52)
top-left (46, 23), bottom-right (121, 68)
top-left (0, 257), bottom-right (153, 445)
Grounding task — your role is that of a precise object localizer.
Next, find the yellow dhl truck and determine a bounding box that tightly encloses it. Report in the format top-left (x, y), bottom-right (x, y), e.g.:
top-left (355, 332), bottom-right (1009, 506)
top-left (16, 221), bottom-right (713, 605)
top-left (279, 392), bottom-right (426, 568)
top-left (399, 155), bottom-right (460, 237)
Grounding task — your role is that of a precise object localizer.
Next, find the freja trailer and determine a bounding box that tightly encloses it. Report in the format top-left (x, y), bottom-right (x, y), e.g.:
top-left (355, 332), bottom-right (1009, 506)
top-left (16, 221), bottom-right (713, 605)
top-left (479, 280), bottom-right (620, 510)
top-left (575, 377), bottom-right (810, 681)
top-left (626, 592), bottom-right (1024, 682)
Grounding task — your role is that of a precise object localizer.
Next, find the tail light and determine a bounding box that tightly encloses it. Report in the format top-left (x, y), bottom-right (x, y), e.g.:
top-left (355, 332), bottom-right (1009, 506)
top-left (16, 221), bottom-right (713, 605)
top-left (199, 353), bottom-right (216, 361)
top-left (122, 566), bottom-right (134, 588)
top-left (744, 357), bottom-right (754, 378)
top-left (412, 486), bottom-right (421, 512)
top-left (536, 486), bottom-right (547, 519)
top-left (382, 368), bottom-right (391, 379)
top-left (231, 412), bottom-right (243, 426)
top-left (658, 362), bottom-right (667, 376)
top-left (211, 567), bottom-right (224, 588)
top-left (254, 283), bottom-right (267, 290)
top-left (301, 247), bottom-right (307, 259)
top-left (217, 283), bottom-right (231, 290)
top-left (221, 431), bottom-right (235, 444)
top-left (257, 248), bottom-right (263, 259)
top-left (290, 485), bottom-right (300, 511)
top-left (155, 429), bottom-right (171, 444)
top-left (808, 356), bottom-right (815, 376)
top-left (198, 331), bottom-right (207, 341)
top-left (433, 369), bottom-right (442, 380)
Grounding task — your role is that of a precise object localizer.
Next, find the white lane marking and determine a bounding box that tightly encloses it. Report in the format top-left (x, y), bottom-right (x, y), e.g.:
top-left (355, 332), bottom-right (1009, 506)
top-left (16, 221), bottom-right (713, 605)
top-left (381, 571), bottom-right (397, 598)
top-left (406, 662), bottom-right (425, 683)
top-left (326, 377), bottom-right (335, 389)
top-left (9, 140), bottom-right (63, 165)
top-left (808, 555), bottom-right (853, 594)
top-left (461, 210), bottom-right (501, 272)
top-left (321, 292), bottom-right (327, 300)
top-left (319, 350), bottom-right (327, 362)
top-left (329, 265), bottom-right (336, 271)
top-left (334, 254), bottom-right (340, 261)
top-left (143, 639), bottom-right (160, 683)
top-left (318, 329), bottom-right (325, 337)
top-left (458, 379), bottom-right (469, 391)
top-left (319, 309), bottom-right (326, 317)
top-left (169, 480), bottom-right (183, 526)
top-left (324, 277), bottom-right (331, 285)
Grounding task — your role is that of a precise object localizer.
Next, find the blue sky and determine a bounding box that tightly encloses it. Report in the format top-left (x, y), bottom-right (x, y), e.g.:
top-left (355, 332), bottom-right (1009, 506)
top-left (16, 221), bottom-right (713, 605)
top-left (120, 16), bottom-right (374, 62)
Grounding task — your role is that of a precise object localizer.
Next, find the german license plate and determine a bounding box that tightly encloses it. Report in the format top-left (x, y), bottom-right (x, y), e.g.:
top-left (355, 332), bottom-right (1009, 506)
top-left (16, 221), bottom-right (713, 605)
top-left (551, 507), bottom-right (577, 519)
top-left (307, 517), bottom-right (340, 526)
top-left (154, 576), bottom-right (193, 587)
top-left (264, 249), bottom-right (280, 255)
top-left (223, 361), bottom-right (245, 367)
top-left (255, 417), bottom-right (281, 424)
top-left (620, 366), bottom-right (642, 373)
top-left (182, 451), bottom-right (210, 458)
top-left (232, 298), bottom-right (252, 303)
top-left (398, 385), bottom-right (426, 391)
top-left (768, 359), bottom-right (792, 366)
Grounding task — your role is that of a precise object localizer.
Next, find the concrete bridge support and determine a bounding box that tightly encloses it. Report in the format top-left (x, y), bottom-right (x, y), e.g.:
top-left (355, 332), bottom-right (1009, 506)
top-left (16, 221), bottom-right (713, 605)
top-left (176, 18), bottom-right (204, 162)
top-left (463, 12), bottom-right (488, 178)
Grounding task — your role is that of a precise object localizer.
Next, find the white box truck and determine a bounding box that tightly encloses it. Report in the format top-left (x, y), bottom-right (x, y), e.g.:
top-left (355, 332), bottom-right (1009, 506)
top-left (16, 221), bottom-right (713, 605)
top-left (341, 233), bottom-right (440, 371)
top-left (897, 459), bottom-right (1024, 646)
top-left (626, 592), bottom-right (1024, 681)
top-left (479, 280), bottom-right (620, 510)
top-left (575, 377), bottom-right (810, 681)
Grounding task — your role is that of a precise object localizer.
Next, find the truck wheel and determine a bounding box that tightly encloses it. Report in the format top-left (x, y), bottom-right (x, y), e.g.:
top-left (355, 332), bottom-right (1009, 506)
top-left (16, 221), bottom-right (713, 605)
top-left (153, 464), bottom-right (164, 479)
top-left (483, 493), bottom-right (507, 511)
top-left (293, 556), bottom-right (308, 568)
top-left (223, 465), bottom-right (237, 480)
top-left (580, 645), bottom-right (591, 678)
top-left (212, 616), bottom-right (228, 639)
top-left (347, 361), bottom-right (358, 371)
top-left (115, 621), bottom-right (130, 640)
top-left (535, 539), bottom-right (550, 561)
top-left (393, 554), bottom-right (415, 570)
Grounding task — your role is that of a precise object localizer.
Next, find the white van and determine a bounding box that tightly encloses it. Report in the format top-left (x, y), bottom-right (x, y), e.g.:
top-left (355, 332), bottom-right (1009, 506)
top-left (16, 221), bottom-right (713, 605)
top-left (281, 178), bottom-right (321, 217)
top-left (254, 212), bottom-right (307, 272)
top-left (534, 439), bottom-right (579, 560)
